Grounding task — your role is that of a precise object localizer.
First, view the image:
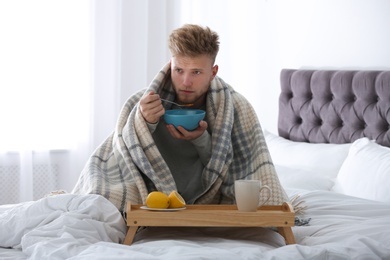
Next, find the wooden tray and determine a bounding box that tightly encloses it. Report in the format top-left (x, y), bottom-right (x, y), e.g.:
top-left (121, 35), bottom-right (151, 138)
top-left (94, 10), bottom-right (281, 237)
top-left (123, 202), bottom-right (295, 245)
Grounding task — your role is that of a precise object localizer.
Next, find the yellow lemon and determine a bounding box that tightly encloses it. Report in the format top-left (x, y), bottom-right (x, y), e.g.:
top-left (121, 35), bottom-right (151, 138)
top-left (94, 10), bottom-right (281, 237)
top-left (168, 190), bottom-right (186, 208)
top-left (146, 191), bottom-right (170, 209)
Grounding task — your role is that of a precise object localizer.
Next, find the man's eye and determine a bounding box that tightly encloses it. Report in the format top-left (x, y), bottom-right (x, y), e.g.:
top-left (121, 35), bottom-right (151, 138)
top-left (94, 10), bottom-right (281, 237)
top-left (193, 71), bottom-right (201, 75)
top-left (175, 69), bottom-right (182, 73)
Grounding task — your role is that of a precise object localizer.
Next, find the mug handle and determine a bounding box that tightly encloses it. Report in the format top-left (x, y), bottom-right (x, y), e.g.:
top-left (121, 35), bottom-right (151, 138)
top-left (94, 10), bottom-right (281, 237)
top-left (258, 185), bottom-right (272, 207)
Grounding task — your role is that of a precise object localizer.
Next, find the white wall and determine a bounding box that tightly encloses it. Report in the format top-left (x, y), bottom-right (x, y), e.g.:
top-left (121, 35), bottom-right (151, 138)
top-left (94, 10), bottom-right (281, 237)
top-left (117, 0), bottom-right (390, 135)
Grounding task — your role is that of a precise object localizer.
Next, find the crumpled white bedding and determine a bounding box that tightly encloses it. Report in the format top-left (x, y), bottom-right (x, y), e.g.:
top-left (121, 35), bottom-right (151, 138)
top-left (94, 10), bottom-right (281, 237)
top-left (0, 194), bottom-right (126, 259)
top-left (1, 190), bottom-right (390, 259)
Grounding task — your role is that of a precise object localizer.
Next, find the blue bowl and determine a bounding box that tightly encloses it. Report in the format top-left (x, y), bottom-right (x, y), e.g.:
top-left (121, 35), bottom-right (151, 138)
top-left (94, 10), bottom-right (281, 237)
top-left (164, 109), bottom-right (206, 131)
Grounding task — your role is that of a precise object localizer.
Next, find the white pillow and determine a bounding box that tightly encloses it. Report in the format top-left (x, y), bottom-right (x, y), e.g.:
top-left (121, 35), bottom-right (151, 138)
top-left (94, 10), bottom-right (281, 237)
top-left (275, 165), bottom-right (335, 191)
top-left (333, 138), bottom-right (390, 202)
top-left (264, 130), bottom-right (351, 180)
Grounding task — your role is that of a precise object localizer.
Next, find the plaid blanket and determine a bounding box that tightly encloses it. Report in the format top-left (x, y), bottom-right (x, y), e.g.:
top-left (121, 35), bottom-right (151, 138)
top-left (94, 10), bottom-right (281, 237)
top-left (72, 63), bottom-right (288, 212)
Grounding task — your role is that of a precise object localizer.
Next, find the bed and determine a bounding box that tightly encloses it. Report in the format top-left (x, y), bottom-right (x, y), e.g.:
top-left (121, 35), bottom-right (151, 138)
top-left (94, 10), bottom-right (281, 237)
top-left (1, 69), bottom-right (390, 259)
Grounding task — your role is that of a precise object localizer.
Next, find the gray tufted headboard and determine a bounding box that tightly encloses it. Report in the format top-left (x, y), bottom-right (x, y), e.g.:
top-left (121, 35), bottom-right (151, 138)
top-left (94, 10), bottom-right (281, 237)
top-left (278, 69), bottom-right (390, 147)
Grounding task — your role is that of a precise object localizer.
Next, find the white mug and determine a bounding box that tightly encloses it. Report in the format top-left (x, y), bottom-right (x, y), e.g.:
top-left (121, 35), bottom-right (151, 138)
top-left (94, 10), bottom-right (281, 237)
top-left (234, 180), bottom-right (272, 212)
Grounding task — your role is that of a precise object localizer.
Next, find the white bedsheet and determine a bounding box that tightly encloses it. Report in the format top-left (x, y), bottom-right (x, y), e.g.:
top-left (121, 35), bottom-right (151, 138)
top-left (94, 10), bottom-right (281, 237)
top-left (1, 190), bottom-right (390, 259)
top-left (0, 194), bottom-right (126, 259)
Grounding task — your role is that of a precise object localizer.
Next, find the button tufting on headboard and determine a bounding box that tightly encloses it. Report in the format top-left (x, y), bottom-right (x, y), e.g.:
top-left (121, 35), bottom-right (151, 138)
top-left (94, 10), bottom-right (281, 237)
top-left (278, 69), bottom-right (390, 147)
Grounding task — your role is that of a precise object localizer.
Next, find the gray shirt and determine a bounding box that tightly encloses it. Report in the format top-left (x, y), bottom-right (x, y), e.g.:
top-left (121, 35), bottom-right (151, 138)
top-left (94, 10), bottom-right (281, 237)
top-left (147, 111), bottom-right (211, 204)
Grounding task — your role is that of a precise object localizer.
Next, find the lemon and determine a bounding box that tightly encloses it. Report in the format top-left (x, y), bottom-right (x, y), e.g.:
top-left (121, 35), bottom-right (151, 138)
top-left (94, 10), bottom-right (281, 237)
top-left (146, 191), bottom-right (170, 209)
top-left (168, 190), bottom-right (186, 208)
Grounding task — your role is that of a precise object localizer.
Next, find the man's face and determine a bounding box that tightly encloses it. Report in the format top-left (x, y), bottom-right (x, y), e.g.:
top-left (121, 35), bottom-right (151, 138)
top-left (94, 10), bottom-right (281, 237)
top-left (170, 55), bottom-right (218, 108)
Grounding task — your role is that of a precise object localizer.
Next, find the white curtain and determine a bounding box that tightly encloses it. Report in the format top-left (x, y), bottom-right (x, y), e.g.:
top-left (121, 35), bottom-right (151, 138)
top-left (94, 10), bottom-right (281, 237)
top-left (0, 0), bottom-right (92, 204)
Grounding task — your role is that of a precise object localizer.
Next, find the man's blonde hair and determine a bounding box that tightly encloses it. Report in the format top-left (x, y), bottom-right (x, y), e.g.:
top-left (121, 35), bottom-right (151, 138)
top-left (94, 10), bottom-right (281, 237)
top-left (168, 24), bottom-right (220, 64)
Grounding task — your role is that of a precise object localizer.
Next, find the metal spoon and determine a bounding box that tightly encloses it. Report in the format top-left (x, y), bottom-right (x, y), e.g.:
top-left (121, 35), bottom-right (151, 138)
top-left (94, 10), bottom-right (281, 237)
top-left (161, 98), bottom-right (193, 107)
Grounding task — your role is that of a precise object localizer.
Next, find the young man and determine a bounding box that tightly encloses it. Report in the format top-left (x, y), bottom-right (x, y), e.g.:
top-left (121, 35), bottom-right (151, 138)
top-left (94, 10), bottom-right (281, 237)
top-left (138, 25), bottom-right (217, 204)
top-left (73, 24), bottom-right (287, 211)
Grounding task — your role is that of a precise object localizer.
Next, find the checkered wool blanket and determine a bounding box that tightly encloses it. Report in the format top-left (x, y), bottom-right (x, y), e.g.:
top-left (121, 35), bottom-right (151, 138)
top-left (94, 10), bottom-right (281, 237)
top-left (72, 63), bottom-right (288, 212)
